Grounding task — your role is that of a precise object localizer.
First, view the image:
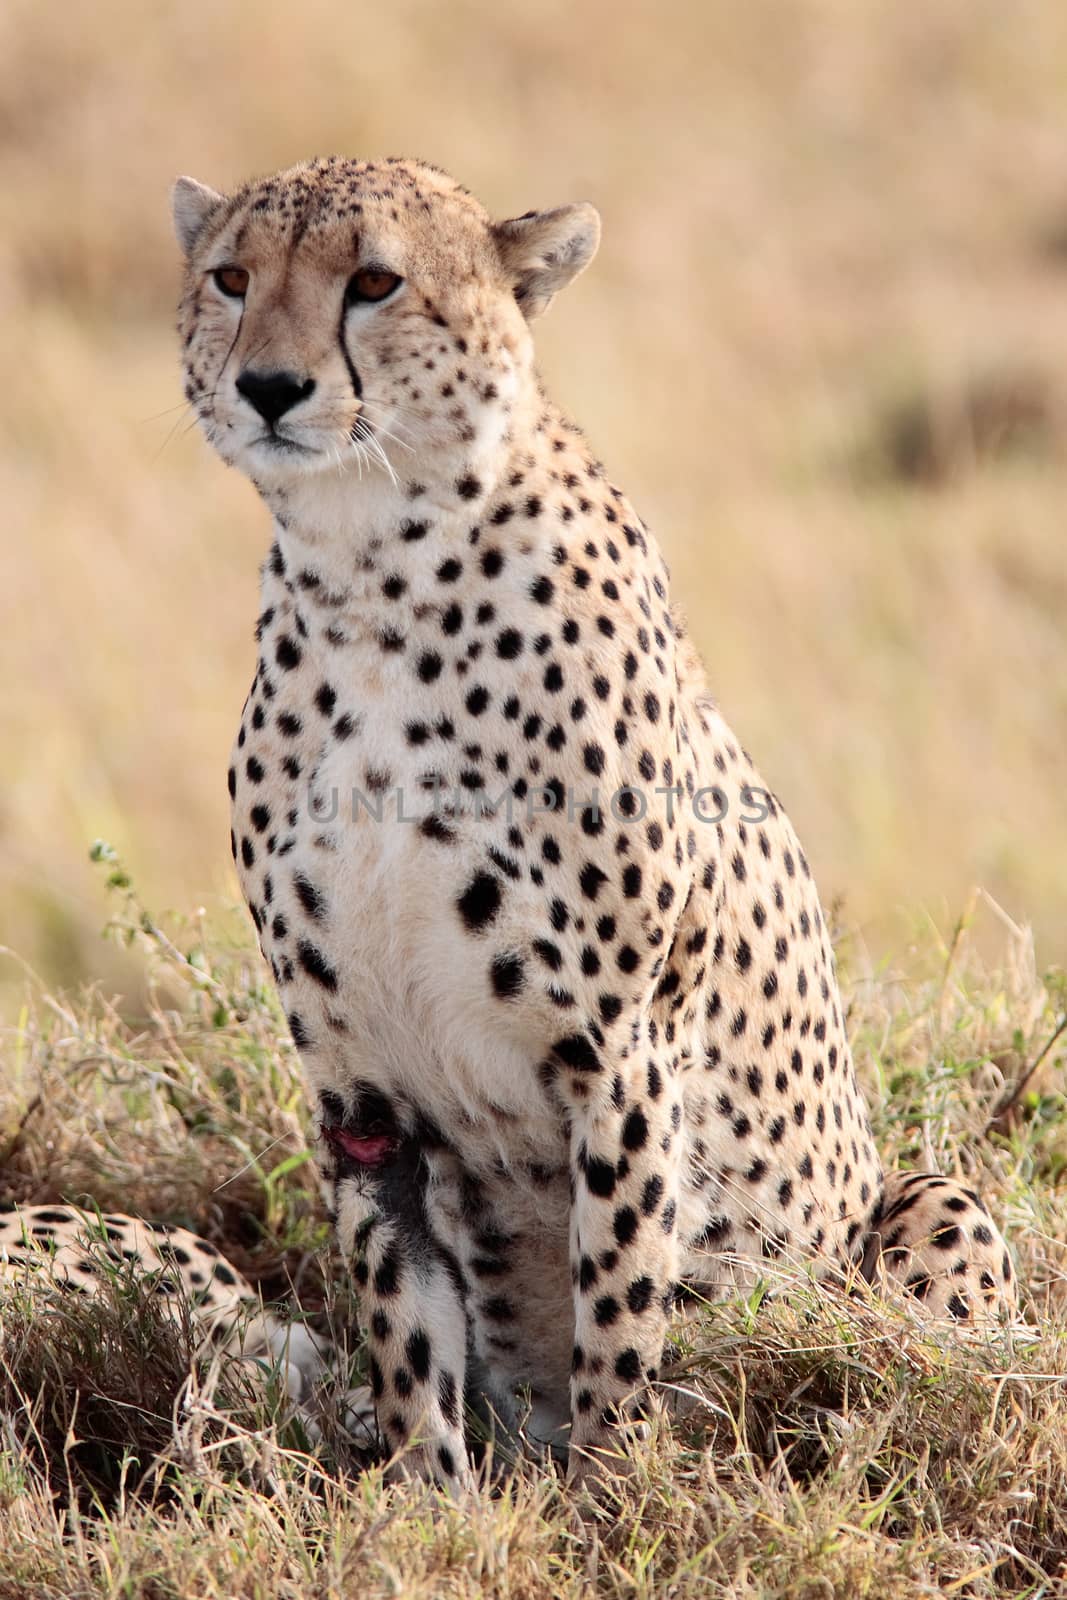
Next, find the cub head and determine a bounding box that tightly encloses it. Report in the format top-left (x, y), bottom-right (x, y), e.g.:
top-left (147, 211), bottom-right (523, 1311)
top-left (171, 156), bottom-right (599, 490)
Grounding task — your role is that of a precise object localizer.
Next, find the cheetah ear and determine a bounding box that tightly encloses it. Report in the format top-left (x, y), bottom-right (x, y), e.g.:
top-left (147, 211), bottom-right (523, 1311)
top-left (492, 203), bottom-right (600, 320)
top-left (171, 176), bottom-right (224, 258)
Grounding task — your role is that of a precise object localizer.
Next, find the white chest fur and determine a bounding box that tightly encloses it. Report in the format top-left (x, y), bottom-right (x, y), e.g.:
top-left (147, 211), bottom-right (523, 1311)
top-left (231, 510), bottom-right (572, 1173)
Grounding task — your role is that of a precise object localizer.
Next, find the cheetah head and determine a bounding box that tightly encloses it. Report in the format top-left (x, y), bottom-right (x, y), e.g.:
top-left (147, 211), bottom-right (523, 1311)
top-left (171, 156), bottom-right (599, 491)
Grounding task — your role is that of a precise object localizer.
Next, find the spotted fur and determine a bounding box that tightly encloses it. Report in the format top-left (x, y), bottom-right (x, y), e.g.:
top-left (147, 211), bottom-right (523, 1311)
top-left (0, 1202), bottom-right (332, 1404)
top-left (172, 156), bottom-right (1019, 1485)
top-left (862, 1171), bottom-right (1017, 1326)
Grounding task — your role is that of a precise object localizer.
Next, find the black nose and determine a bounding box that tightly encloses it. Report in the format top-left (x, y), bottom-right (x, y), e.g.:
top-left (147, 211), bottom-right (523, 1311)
top-left (235, 369), bottom-right (316, 425)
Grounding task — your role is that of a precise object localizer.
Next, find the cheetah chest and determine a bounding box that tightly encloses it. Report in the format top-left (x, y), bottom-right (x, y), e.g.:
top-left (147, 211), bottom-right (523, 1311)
top-left (230, 604), bottom-right (567, 1164)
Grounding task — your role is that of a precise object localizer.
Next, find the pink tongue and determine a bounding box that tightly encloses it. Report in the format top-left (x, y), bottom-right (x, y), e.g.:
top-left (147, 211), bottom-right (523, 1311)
top-left (329, 1128), bottom-right (395, 1166)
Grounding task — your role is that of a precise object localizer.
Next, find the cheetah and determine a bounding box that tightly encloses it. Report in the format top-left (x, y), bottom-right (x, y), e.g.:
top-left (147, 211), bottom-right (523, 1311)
top-left (0, 1202), bottom-right (333, 1406)
top-left (171, 156), bottom-right (1018, 1485)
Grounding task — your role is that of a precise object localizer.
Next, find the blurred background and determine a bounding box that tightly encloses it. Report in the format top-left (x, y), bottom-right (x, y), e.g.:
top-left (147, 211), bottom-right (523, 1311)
top-left (2, 0), bottom-right (1065, 1003)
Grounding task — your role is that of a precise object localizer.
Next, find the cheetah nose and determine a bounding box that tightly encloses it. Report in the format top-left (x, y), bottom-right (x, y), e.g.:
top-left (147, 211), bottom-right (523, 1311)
top-left (235, 368), bottom-right (316, 425)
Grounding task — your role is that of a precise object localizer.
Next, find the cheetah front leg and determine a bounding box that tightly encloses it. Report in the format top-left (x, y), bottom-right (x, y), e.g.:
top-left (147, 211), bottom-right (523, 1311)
top-left (356, 1212), bottom-right (471, 1484)
top-left (328, 1129), bottom-right (471, 1487)
top-left (564, 1050), bottom-right (682, 1485)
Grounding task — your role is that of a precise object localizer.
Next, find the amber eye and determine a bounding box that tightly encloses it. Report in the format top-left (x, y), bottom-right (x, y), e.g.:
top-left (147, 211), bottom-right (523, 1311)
top-left (213, 265), bottom-right (249, 298)
top-left (345, 268), bottom-right (402, 306)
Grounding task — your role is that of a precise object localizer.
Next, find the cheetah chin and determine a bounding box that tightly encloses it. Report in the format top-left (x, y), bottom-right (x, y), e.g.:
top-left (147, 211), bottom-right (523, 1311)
top-left (172, 155), bottom-right (1020, 1488)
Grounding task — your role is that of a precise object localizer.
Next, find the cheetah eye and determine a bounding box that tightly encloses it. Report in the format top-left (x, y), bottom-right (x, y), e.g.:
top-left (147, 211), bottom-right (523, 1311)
top-left (345, 268), bottom-right (402, 306)
top-left (213, 266), bottom-right (249, 298)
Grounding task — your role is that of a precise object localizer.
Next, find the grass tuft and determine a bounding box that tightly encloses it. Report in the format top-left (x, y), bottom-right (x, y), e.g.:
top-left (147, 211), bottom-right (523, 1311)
top-left (0, 1262), bottom-right (261, 1515)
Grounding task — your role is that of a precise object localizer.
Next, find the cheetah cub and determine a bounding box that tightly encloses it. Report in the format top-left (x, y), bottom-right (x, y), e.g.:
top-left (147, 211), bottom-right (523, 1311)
top-left (172, 157), bottom-right (1017, 1485)
top-left (0, 1203), bottom-right (376, 1447)
top-left (0, 1203), bottom-right (328, 1405)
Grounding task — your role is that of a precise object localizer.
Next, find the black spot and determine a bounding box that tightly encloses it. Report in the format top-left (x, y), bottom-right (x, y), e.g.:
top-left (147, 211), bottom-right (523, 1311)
top-left (490, 952), bottom-right (525, 1000)
top-left (585, 1159), bottom-right (617, 1198)
top-left (374, 1249), bottom-right (401, 1296)
top-left (622, 1108), bottom-right (649, 1151)
top-left (439, 1371), bottom-right (459, 1425)
top-left (579, 862), bottom-right (608, 900)
top-left (533, 939), bottom-right (562, 971)
top-left (294, 873), bottom-right (327, 921)
top-left (297, 940), bottom-right (339, 991)
top-left (622, 864), bottom-right (642, 898)
top-left (627, 1273), bottom-right (652, 1312)
top-left (421, 815), bottom-right (455, 844)
top-left (554, 1034), bottom-right (602, 1073)
top-left (483, 1296), bottom-right (516, 1322)
top-left (275, 635), bottom-right (302, 670)
top-left (614, 1347), bottom-right (642, 1382)
top-left (594, 1295), bottom-right (620, 1326)
top-left (931, 1224), bottom-right (962, 1251)
top-left (406, 1330), bottom-right (432, 1381)
top-left (613, 1206), bottom-right (638, 1245)
top-left (457, 872), bottom-right (502, 932)
top-left (288, 1012), bottom-right (311, 1048)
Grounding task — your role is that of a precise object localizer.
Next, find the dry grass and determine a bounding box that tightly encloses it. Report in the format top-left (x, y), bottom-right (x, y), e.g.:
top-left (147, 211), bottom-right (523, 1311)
top-left (1, 869), bottom-right (1066, 1596)
top-left (2, 1), bottom-right (1067, 996)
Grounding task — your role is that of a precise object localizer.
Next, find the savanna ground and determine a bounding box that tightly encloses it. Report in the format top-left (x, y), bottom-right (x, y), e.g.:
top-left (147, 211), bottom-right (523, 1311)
top-left (2, 867), bottom-right (1067, 1597)
top-left (2, 1), bottom-right (1067, 1595)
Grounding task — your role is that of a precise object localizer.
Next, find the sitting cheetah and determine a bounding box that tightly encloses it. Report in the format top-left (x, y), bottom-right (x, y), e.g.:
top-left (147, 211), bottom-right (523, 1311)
top-left (171, 157), bottom-right (1018, 1484)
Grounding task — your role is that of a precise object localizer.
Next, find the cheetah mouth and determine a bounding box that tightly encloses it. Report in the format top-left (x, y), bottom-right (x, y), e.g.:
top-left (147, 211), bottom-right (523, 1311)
top-left (323, 1126), bottom-right (397, 1168)
top-left (251, 431), bottom-right (318, 456)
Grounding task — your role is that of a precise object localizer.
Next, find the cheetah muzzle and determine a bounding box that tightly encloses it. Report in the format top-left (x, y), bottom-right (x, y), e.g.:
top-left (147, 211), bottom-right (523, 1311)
top-left (172, 155), bottom-right (1019, 1488)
